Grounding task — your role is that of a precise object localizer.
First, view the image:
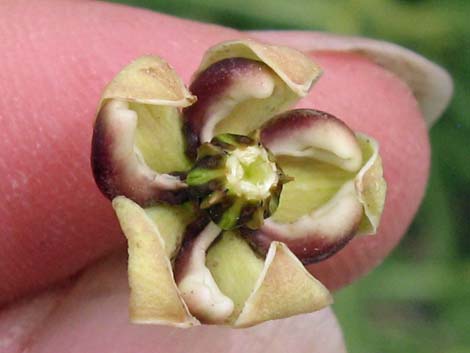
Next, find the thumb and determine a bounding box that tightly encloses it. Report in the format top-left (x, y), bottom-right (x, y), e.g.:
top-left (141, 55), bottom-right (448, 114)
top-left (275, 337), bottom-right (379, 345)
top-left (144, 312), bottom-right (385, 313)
top-left (0, 0), bottom-right (242, 303)
top-left (0, 251), bottom-right (347, 353)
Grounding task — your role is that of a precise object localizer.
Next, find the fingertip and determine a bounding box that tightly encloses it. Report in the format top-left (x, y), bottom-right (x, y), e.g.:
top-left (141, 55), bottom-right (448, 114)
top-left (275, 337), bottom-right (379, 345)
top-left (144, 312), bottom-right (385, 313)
top-left (307, 51), bottom-right (430, 289)
top-left (248, 31), bottom-right (432, 289)
top-left (13, 251), bottom-right (347, 353)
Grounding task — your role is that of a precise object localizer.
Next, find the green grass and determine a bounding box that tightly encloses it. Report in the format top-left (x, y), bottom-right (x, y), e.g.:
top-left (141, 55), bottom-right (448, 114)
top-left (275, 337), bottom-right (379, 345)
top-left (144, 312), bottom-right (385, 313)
top-left (108, 1), bottom-right (470, 351)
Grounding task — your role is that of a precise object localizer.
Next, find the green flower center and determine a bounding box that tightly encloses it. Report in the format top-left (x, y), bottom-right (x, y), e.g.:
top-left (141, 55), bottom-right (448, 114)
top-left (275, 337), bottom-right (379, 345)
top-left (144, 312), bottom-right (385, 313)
top-left (186, 133), bottom-right (287, 230)
top-left (225, 146), bottom-right (278, 201)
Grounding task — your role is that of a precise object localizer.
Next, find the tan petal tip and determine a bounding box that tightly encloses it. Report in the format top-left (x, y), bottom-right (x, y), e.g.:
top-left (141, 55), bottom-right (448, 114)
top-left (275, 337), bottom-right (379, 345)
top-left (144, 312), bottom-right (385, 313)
top-left (355, 134), bottom-right (387, 235)
top-left (234, 242), bottom-right (332, 328)
top-left (197, 39), bottom-right (322, 97)
top-left (112, 196), bottom-right (200, 328)
top-left (100, 55), bottom-right (196, 109)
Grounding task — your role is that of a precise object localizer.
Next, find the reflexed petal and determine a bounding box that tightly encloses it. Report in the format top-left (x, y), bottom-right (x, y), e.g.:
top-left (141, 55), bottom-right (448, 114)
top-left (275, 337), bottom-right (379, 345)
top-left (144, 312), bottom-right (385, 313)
top-left (183, 40), bottom-right (322, 156)
top-left (112, 196), bottom-right (199, 327)
top-left (92, 56), bottom-right (194, 206)
top-left (235, 242), bottom-right (332, 328)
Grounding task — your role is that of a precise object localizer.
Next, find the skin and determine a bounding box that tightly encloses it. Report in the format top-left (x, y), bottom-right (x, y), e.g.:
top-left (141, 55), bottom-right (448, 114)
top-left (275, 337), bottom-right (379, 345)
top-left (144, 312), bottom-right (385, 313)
top-left (0, 1), bottom-right (431, 352)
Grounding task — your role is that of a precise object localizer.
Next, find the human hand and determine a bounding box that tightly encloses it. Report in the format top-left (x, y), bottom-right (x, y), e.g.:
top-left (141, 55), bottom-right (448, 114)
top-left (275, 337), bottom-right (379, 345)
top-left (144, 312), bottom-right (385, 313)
top-left (0, 1), bottom-right (451, 352)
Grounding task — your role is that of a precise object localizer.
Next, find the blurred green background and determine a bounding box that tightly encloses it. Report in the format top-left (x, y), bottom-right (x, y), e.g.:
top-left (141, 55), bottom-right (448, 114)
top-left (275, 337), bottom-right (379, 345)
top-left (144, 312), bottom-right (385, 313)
top-left (110, 0), bottom-right (470, 351)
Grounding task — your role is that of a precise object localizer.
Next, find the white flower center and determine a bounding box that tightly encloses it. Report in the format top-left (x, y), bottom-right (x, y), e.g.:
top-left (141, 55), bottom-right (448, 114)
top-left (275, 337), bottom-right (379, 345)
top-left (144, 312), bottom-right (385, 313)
top-left (225, 146), bottom-right (278, 201)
